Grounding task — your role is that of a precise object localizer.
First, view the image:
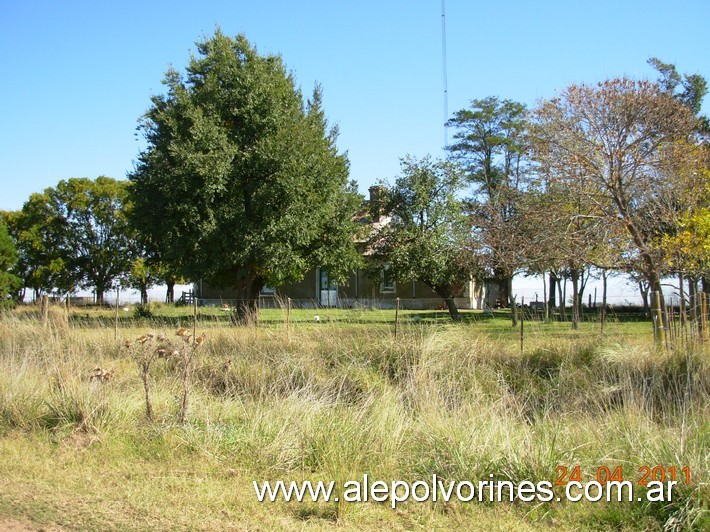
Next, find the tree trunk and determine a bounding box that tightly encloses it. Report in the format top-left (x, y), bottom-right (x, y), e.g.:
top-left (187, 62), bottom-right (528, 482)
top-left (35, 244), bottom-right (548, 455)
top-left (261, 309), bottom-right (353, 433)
top-left (496, 272), bottom-right (510, 309)
top-left (647, 271), bottom-right (667, 344)
top-left (560, 276), bottom-right (567, 322)
top-left (432, 284), bottom-right (461, 322)
top-left (548, 272), bottom-right (557, 309)
top-left (235, 298), bottom-right (259, 325)
top-left (508, 276), bottom-right (517, 327)
top-left (577, 269), bottom-right (587, 320)
top-left (638, 281), bottom-right (650, 313)
top-left (542, 272), bottom-right (548, 321)
top-left (443, 297), bottom-right (461, 323)
top-left (570, 268), bottom-right (580, 330)
top-left (95, 287), bottom-right (105, 306)
top-left (166, 280), bottom-right (175, 304)
top-left (140, 282), bottom-right (148, 305)
top-left (233, 275), bottom-right (263, 325)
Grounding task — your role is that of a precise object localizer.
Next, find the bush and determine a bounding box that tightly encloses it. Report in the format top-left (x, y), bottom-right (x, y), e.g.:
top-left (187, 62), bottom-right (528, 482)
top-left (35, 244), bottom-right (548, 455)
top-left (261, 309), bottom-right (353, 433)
top-left (133, 303), bottom-right (154, 319)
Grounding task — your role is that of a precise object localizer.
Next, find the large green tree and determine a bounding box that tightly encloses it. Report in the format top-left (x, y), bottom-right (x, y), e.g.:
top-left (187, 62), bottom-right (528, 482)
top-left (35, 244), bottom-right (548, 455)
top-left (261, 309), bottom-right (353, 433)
top-left (129, 31), bottom-right (361, 320)
top-left (4, 199), bottom-right (76, 300)
top-left (56, 177), bottom-right (135, 304)
top-left (367, 156), bottom-right (473, 322)
top-left (446, 96), bottom-right (530, 324)
top-left (0, 221), bottom-right (21, 305)
top-left (3, 200), bottom-right (72, 301)
top-left (9, 177), bottom-right (134, 304)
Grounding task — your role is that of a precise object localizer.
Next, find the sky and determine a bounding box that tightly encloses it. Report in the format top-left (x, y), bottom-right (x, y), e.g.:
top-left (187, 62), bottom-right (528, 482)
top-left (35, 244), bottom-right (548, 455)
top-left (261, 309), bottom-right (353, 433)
top-left (1, 0), bottom-right (709, 303)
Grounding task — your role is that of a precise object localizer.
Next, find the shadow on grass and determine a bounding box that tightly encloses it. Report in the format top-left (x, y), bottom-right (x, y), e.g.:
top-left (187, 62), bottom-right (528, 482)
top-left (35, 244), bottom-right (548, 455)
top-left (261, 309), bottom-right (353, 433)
top-left (292, 503), bottom-right (338, 523)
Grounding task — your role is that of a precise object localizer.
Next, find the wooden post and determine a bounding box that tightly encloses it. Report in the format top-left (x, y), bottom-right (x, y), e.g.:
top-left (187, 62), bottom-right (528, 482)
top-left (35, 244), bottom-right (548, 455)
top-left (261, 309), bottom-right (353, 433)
top-left (679, 272), bottom-right (688, 346)
top-left (676, 296), bottom-right (681, 347)
top-left (114, 287), bottom-right (119, 340)
top-left (394, 297), bottom-right (400, 339)
top-left (666, 297), bottom-right (676, 349)
top-left (520, 296), bottom-right (524, 354)
top-left (286, 297), bottom-right (291, 337)
top-left (700, 292), bottom-right (703, 343)
top-left (41, 295), bottom-right (49, 326)
top-left (654, 291), bottom-right (665, 348)
top-left (600, 271), bottom-right (607, 336)
top-left (679, 271), bottom-right (686, 328)
top-left (690, 284), bottom-right (700, 342)
top-left (702, 292), bottom-right (708, 343)
top-left (193, 290), bottom-right (197, 341)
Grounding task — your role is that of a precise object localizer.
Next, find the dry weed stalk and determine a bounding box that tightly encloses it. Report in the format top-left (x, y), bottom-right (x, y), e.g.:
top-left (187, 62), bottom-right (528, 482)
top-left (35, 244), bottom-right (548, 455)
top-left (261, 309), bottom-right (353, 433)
top-left (176, 329), bottom-right (207, 423)
top-left (123, 327), bottom-right (207, 423)
top-left (124, 332), bottom-right (157, 421)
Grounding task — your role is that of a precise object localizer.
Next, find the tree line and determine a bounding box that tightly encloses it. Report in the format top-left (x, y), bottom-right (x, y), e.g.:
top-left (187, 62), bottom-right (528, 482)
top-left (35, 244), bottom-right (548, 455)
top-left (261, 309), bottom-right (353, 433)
top-left (0, 31), bottom-right (707, 332)
top-left (368, 59), bottom-right (709, 328)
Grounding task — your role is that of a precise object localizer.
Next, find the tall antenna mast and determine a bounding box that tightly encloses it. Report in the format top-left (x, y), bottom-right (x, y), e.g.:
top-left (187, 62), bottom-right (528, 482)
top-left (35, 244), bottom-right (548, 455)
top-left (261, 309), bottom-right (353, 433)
top-left (441, 0), bottom-right (449, 147)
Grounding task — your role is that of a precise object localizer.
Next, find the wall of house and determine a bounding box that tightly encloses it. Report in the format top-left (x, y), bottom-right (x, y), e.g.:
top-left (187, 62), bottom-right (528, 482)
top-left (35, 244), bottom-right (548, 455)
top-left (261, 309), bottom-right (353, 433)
top-left (198, 268), bottom-right (499, 311)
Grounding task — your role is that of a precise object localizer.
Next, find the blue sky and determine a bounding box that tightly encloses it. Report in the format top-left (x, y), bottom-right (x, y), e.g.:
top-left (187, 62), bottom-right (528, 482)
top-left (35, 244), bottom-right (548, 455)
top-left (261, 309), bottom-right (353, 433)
top-left (2, 0), bottom-right (709, 301)
top-left (2, 0), bottom-right (709, 213)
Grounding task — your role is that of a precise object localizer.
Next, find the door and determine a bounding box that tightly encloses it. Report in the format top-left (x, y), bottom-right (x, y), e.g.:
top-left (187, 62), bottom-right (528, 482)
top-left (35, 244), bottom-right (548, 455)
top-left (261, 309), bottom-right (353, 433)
top-left (319, 269), bottom-right (338, 307)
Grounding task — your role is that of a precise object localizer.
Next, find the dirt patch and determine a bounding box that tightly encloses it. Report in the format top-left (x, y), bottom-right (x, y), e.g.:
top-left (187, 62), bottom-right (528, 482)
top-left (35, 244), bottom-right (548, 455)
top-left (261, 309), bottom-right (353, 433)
top-left (0, 518), bottom-right (62, 531)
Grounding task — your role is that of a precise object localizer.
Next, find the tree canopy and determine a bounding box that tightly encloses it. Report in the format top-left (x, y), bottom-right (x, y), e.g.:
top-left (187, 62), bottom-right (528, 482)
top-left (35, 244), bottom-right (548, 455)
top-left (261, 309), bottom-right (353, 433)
top-left (648, 57), bottom-right (709, 119)
top-left (6, 177), bottom-right (134, 304)
top-left (531, 78), bottom-right (707, 330)
top-left (446, 96), bottom-right (530, 323)
top-left (129, 30), bottom-right (361, 319)
top-left (367, 156), bottom-right (472, 321)
top-left (0, 221), bottom-right (21, 306)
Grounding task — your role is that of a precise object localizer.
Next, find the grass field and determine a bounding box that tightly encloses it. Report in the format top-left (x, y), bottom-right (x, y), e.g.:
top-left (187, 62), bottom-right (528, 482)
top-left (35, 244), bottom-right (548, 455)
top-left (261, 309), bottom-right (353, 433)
top-left (0, 304), bottom-right (707, 530)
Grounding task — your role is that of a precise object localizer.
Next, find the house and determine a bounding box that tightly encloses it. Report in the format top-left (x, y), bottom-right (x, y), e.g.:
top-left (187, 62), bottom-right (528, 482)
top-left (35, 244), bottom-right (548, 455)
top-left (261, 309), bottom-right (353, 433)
top-left (197, 186), bottom-right (498, 310)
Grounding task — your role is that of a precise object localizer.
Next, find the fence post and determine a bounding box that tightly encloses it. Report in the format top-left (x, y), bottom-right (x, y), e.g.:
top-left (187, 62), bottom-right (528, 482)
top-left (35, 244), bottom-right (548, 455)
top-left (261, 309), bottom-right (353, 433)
top-left (520, 296), bottom-right (524, 354)
top-left (702, 292), bottom-right (708, 343)
top-left (700, 293), bottom-right (705, 342)
top-left (394, 297), bottom-right (400, 339)
top-left (286, 297), bottom-right (291, 337)
top-left (114, 287), bottom-right (120, 340)
top-left (669, 297), bottom-right (676, 349)
top-left (654, 291), bottom-right (665, 348)
top-left (600, 271), bottom-right (607, 337)
top-left (193, 292), bottom-right (197, 341)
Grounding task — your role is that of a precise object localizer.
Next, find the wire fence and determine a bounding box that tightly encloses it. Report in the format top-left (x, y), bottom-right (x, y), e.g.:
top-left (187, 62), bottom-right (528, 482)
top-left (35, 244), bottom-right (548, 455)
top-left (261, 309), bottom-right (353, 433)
top-left (23, 289), bottom-right (710, 353)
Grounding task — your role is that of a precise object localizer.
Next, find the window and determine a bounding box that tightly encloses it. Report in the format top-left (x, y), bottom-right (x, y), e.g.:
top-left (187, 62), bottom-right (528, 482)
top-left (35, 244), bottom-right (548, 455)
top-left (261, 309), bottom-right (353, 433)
top-left (320, 270), bottom-right (337, 291)
top-left (381, 268), bottom-right (396, 293)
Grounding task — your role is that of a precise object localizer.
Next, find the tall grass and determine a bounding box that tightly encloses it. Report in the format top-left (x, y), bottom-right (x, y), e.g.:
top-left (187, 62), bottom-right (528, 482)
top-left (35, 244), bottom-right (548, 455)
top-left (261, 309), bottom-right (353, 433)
top-left (0, 310), bottom-right (707, 529)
